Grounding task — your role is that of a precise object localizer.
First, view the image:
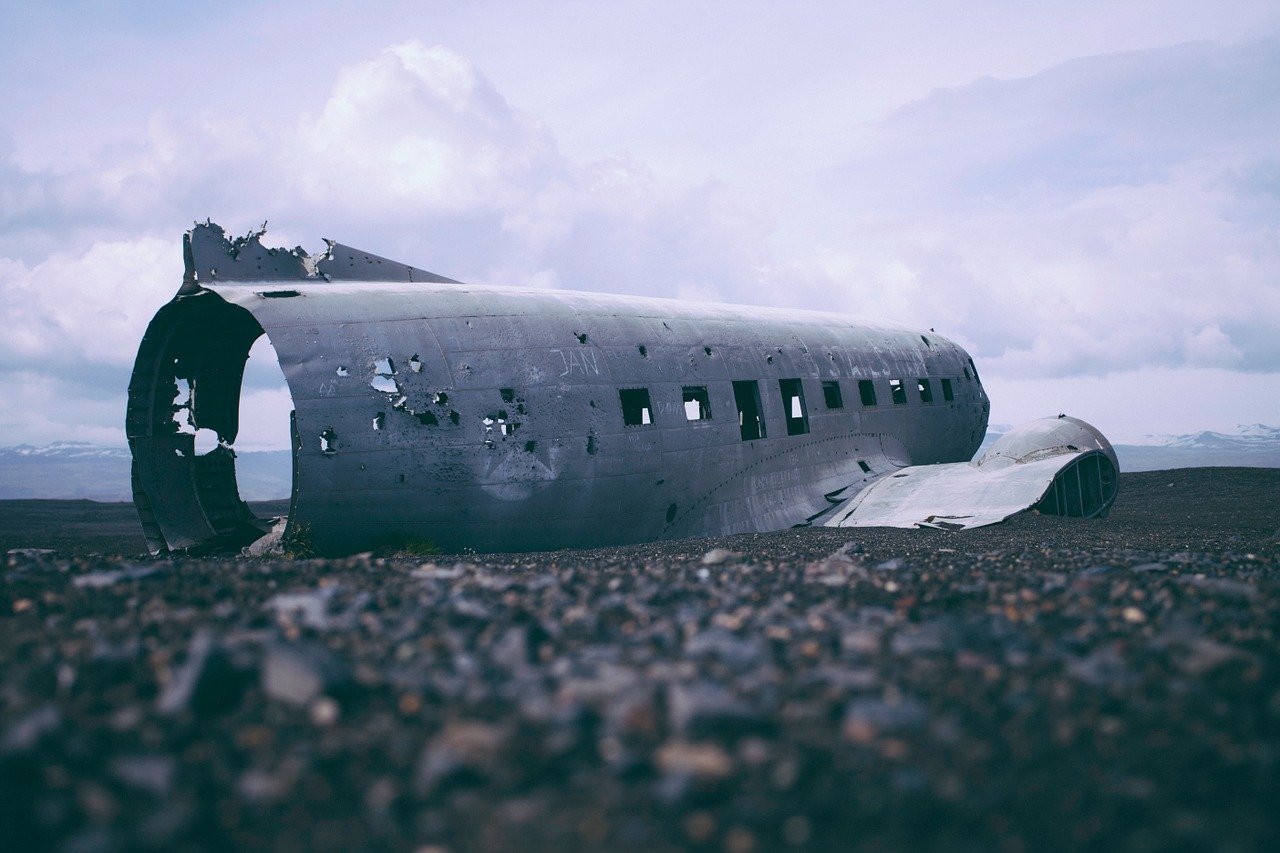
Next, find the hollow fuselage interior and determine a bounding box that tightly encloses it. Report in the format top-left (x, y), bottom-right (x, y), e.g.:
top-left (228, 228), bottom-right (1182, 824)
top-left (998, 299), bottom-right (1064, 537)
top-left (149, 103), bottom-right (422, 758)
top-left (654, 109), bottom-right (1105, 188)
top-left (126, 292), bottom-right (280, 552)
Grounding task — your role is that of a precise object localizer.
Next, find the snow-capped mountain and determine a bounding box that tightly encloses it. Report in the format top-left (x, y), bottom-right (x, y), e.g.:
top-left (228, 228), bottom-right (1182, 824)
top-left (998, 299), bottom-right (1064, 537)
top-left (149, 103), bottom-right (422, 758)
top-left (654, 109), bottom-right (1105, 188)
top-left (1139, 424), bottom-right (1280, 451)
top-left (982, 423), bottom-right (1280, 471)
top-left (3, 442), bottom-right (132, 459)
top-left (4, 423), bottom-right (1278, 502)
top-left (0, 443), bottom-right (291, 501)
top-left (1108, 424), bottom-right (1280, 471)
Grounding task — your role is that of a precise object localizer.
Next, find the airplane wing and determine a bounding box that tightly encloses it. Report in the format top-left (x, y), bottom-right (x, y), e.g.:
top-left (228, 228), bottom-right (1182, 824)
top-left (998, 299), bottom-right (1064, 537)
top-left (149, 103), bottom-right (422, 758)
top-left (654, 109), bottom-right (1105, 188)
top-left (826, 415), bottom-right (1118, 530)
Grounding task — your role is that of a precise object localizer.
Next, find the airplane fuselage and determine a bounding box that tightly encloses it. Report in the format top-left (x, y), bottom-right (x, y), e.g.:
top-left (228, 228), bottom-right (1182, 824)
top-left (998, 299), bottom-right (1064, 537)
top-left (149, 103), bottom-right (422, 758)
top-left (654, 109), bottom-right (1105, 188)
top-left (129, 266), bottom-right (989, 553)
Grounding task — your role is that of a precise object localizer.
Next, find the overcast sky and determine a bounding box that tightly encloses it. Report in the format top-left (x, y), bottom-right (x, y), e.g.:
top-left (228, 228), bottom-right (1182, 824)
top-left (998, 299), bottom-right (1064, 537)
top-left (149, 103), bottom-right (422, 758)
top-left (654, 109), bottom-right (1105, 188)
top-left (2, 1), bottom-right (1278, 449)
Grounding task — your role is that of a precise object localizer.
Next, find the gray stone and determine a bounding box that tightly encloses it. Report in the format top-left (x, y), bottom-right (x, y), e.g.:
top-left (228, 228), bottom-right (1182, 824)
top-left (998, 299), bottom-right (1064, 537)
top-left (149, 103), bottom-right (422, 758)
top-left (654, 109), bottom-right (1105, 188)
top-left (1187, 577), bottom-right (1258, 601)
top-left (1, 704), bottom-right (61, 751)
top-left (701, 549), bottom-right (740, 566)
top-left (1067, 644), bottom-right (1136, 686)
top-left (262, 644), bottom-right (328, 706)
top-left (6, 548), bottom-right (55, 559)
top-left (414, 721), bottom-right (507, 795)
top-left (889, 620), bottom-right (955, 656)
top-left (241, 518), bottom-right (288, 557)
top-left (264, 586), bottom-right (339, 630)
top-left (73, 564), bottom-right (161, 588)
top-left (684, 628), bottom-right (767, 669)
top-left (157, 630), bottom-right (232, 716)
top-left (110, 755), bottom-right (175, 796)
top-left (843, 695), bottom-right (929, 734)
top-left (667, 682), bottom-right (765, 739)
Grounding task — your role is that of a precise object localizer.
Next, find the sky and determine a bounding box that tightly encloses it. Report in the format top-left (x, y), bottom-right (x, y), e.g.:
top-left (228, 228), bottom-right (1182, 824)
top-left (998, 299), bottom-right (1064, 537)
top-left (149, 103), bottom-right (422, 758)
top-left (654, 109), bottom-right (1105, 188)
top-left (1, 0), bottom-right (1278, 449)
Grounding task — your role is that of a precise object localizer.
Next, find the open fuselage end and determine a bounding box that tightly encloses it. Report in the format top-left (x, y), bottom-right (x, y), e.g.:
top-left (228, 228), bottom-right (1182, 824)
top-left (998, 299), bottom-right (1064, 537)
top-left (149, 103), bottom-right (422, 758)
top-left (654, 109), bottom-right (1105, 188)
top-left (127, 224), bottom-right (994, 554)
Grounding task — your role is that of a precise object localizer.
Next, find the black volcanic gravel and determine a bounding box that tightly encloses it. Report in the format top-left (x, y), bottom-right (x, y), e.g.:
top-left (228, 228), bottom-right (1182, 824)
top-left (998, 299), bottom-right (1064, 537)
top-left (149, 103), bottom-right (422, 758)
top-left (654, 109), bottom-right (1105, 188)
top-left (1, 468), bottom-right (1278, 851)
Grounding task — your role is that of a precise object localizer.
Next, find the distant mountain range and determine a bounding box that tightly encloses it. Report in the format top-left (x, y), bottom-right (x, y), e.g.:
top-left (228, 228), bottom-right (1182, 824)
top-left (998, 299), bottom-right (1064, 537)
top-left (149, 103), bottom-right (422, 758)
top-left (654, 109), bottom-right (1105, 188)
top-left (2, 425), bottom-right (1277, 501)
top-left (1141, 423), bottom-right (1280, 450)
top-left (1114, 424), bottom-right (1280, 471)
top-left (0, 442), bottom-right (291, 501)
top-left (980, 423), bottom-right (1280, 471)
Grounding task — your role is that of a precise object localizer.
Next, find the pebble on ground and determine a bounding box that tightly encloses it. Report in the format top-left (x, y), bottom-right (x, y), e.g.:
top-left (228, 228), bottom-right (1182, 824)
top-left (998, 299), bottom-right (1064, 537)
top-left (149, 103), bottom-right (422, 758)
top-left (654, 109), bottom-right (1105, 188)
top-left (0, 468), bottom-right (1277, 850)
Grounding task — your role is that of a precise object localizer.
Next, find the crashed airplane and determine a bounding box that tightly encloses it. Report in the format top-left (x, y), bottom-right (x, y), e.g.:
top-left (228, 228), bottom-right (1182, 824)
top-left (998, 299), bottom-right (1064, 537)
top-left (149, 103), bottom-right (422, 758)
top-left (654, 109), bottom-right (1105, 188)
top-left (126, 222), bottom-right (1118, 555)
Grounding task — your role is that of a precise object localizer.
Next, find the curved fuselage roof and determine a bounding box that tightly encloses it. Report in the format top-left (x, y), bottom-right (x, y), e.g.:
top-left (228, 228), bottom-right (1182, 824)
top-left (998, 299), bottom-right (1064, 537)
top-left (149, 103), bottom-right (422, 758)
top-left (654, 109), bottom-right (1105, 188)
top-left (127, 225), bottom-right (989, 554)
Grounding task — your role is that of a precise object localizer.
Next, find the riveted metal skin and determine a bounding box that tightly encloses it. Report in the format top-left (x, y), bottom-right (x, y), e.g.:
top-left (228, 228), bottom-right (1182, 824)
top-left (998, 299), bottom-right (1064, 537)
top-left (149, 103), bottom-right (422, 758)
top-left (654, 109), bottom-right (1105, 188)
top-left (127, 223), bottom-right (992, 555)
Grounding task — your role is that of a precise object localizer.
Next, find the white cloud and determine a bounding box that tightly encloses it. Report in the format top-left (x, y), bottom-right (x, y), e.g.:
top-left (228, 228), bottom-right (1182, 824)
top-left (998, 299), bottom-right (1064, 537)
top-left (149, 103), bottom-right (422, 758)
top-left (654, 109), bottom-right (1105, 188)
top-left (1183, 324), bottom-right (1244, 368)
top-left (295, 43), bottom-right (561, 215)
top-left (0, 237), bottom-right (175, 369)
top-left (281, 44), bottom-right (770, 296)
top-left (984, 367), bottom-right (1280, 443)
top-left (1, 33), bottom-right (1278, 449)
top-left (235, 386), bottom-right (294, 452)
top-left (0, 42), bottom-right (769, 445)
top-left (775, 38), bottom-right (1280, 380)
top-left (0, 371), bottom-right (130, 447)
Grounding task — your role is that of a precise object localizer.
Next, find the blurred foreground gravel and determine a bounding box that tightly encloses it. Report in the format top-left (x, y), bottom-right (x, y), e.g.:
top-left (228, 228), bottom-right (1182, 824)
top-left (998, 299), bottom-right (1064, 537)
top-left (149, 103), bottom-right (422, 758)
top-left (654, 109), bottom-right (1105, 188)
top-left (1, 469), bottom-right (1278, 851)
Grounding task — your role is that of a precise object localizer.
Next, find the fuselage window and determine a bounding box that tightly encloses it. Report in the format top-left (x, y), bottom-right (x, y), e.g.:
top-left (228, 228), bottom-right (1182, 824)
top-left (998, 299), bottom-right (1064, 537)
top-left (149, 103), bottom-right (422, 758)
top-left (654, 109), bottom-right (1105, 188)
top-left (733, 380), bottom-right (766, 441)
top-left (619, 387), bottom-right (653, 426)
top-left (683, 385), bottom-right (712, 421)
top-left (822, 380), bottom-right (844, 409)
top-left (858, 379), bottom-right (877, 406)
top-left (963, 367), bottom-right (972, 381)
top-left (941, 378), bottom-right (954, 402)
top-left (917, 378), bottom-right (933, 403)
top-left (968, 358), bottom-right (981, 384)
top-left (890, 378), bottom-right (907, 405)
top-left (779, 378), bottom-right (809, 436)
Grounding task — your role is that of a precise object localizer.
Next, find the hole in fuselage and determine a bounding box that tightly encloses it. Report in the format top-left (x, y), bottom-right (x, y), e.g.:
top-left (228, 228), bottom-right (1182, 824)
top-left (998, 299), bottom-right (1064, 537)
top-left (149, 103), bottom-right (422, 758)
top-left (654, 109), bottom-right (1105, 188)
top-left (371, 375), bottom-right (399, 394)
top-left (193, 428), bottom-right (220, 455)
top-left (127, 293), bottom-right (295, 555)
top-left (238, 335), bottom-right (294, 490)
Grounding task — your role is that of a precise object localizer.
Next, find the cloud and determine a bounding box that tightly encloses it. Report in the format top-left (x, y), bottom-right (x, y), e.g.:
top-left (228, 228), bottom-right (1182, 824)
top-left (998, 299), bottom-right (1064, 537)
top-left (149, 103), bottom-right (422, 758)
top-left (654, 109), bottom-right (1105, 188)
top-left (1, 35), bottom-right (1278, 448)
top-left (983, 367), bottom-right (1280, 443)
top-left (0, 237), bottom-right (175, 370)
top-left (851, 38), bottom-right (1280, 206)
top-left (1183, 324), bottom-right (1244, 368)
top-left (235, 386), bottom-right (294, 452)
top-left (790, 37), bottom-right (1280, 378)
top-left (295, 43), bottom-right (561, 214)
top-left (0, 370), bottom-right (132, 447)
top-left (0, 42), bottom-right (768, 446)
top-left (280, 43), bottom-right (770, 297)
